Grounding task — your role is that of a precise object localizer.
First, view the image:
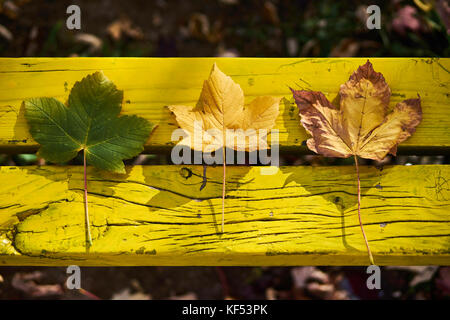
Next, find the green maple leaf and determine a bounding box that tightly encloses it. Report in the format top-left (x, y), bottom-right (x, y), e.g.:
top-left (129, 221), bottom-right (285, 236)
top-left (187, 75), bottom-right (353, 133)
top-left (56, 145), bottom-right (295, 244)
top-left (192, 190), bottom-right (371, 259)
top-left (24, 71), bottom-right (155, 173)
top-left (24, 71), bottom-right (155, 247)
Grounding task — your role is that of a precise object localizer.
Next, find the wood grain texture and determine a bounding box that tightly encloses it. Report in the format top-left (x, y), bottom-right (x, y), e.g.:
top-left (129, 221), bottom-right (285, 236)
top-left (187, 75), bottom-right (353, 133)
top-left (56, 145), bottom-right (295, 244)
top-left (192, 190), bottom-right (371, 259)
top-left (1, 165), bottom-right (449, 266)
top-left (0, 58), bottom-right (449, 153)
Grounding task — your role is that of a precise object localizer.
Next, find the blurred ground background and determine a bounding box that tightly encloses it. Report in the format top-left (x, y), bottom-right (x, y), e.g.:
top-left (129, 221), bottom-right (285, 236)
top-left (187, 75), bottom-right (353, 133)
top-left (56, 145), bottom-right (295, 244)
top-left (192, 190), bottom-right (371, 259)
top-left (0, 0), bottom-right (449, 57)
top-left (0, 0), bottom-right (449, 300)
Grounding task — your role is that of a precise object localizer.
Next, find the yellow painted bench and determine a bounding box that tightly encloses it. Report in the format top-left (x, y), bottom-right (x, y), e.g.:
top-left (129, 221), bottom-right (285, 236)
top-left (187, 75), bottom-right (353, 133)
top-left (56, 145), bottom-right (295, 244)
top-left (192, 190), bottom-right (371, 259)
top-left (0, 57), bottom-right (449, 266)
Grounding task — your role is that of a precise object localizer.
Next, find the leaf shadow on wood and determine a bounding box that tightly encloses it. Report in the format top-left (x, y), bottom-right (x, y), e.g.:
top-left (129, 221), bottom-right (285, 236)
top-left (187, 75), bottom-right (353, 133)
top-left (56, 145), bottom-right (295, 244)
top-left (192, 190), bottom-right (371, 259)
top-left (279, 97), bottom-right (306, 150)
top-left (12, 103), bottom-right (32, 152)
top-left (142, 161), bottom-right (252, 238)
top-left (7, 166), bottom-right (132, 256)
top-left (279, 165), bottom-right (386, 251)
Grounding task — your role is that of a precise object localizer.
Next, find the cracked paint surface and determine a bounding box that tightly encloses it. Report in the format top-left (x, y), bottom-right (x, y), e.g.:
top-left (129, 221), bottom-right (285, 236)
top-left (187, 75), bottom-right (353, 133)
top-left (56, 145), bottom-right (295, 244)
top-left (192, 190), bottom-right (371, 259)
top-left (0, 165), bottom-right (449, 266)
top-left (0, 57), bottom-right (449, 153)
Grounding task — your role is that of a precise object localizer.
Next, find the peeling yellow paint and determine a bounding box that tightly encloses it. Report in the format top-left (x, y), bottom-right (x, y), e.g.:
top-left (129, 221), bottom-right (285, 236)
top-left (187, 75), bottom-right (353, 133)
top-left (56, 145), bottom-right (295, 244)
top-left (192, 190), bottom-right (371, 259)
top-left (0, 58), bottom-right (449, 266)
top-left (0, 58), bottom-right (448, 152)
top-left (0, 165), bottom-right (449, 266)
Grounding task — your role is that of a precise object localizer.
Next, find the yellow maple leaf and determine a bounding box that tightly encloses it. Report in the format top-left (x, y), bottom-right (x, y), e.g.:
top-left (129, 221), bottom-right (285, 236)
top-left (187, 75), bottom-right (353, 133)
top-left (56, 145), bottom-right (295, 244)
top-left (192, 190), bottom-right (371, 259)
top-left (291, 60), bottom-right (422, 265)
top-left (169, 63), bottom-right (280, 152)
top-left (169, 63), bottom-right (280, 232)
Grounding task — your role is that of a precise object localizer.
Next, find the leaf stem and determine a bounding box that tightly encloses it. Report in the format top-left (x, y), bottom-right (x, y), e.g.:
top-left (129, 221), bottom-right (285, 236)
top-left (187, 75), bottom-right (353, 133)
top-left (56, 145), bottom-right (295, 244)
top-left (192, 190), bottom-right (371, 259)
top-left (222, 147), bottom-right (226, 234)
top-left (84, 149), bottom-right (93, 247)
top-left (215, 267), bottom-right (230, 298)
top-left (354, 155), bottom-right (374, 265)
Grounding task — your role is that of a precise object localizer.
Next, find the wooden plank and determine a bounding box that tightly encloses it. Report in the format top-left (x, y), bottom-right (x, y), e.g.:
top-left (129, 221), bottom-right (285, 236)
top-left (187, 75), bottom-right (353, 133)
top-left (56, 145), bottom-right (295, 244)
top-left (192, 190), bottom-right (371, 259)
top-left (0, 58), bottom-right (449, 153)
top-left (1, 165), bottom-right (449, 266)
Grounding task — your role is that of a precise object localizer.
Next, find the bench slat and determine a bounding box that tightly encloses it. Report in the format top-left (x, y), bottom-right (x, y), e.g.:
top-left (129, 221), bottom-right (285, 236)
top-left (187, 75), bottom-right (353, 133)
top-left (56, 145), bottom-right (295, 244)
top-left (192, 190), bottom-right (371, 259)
top-left (0, 57), bottom-right (449, 153)
top-left (1, 165), bottom-right (449, 266)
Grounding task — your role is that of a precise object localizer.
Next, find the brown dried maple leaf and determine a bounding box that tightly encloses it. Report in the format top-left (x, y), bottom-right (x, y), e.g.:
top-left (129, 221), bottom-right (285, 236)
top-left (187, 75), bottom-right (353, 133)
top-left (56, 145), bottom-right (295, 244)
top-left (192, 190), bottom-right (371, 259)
top-left (291, 60), bottom-right (422, 264)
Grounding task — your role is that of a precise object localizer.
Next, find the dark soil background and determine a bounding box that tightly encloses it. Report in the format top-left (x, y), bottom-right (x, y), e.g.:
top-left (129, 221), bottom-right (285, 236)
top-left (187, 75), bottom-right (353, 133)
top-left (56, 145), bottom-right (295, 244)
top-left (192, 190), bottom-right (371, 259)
top-left (0, 0), bottom-right (449, 300)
